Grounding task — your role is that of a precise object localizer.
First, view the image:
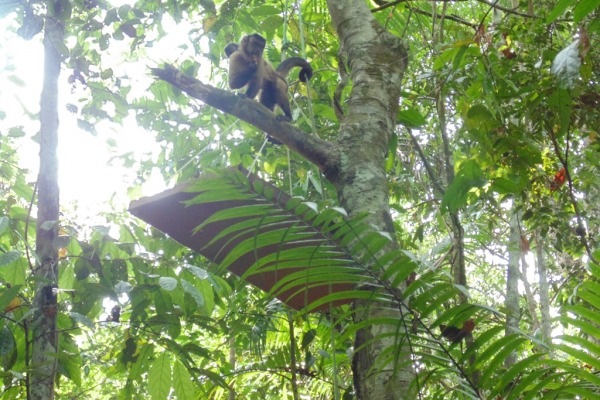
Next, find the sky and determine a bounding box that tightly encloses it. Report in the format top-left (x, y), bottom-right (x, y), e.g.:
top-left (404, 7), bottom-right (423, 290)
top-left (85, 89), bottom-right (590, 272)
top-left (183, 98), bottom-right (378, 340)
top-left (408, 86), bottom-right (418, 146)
top-left (0, 6), bottom-right (197, 224)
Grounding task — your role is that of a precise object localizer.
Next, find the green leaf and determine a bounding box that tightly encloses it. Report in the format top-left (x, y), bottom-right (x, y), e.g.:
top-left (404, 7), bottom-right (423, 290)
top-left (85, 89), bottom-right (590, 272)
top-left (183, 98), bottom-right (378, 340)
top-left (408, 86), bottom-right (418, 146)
top-left (251, 5), bottom-right (281, 16)
top-left (260, 15), bottom-right (284, 32)
top-left (158, 277), bottom-right (178, 291)
top-left (465, 105), bottom-right (500, 134)
top-left (302, 329), bottom-right (317, 349)
top-left (573, 0), bottom-right (600, 23)
top-left (0, 326), bottom-right (17, 370)
top-left (492, 353), bottom-right (545, 397)
top-left (491, 177), bottom-right (526, 195)
top-left (480, 336), bottom-right (528, 386)
top-left (0, 250), bottom-right (21, 267)
top-left (129, 343), bottom-right (155, 381)
top-left (173, 360), bottom-right (196, 399)
top-left (555, 340), bottom-right (600, 369)
top-left (0, 256), bottom-right (27, 286)
top-left (69, 312), bottom-right (95, 330)
top-left (0, 285), bottom-right (22, 312)
top-left (551, 41), bottom-right (581, 89)
top-left (59, 336), bottom-right (82, 386)
top-left (546, 0), bottom-right (573, 23)
top-left (0, 216), bottom-right (8, 235)
top-left (507, 368), bottom-right (549, 400)
top-left (149, 352), bottom-right (172, 400)
top-left (397, 108), bottom-right (426, 128)
top-left (433, 46), bottom-right (458, 70)
top-left (386, 131), bottom-right (398, 172)
top-left (441, 160), bottom-right (486, 212)
top-left (185, 264), bottom-right (209, 279)
top-left (197, 278), bottom-right (215, 316)
top-left (181, 279), bottom-right (204, 307)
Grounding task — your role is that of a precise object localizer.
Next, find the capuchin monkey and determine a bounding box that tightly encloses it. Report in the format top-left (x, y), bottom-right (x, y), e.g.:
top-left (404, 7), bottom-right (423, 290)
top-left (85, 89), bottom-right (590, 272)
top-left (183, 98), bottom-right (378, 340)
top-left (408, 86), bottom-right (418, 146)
top-left (224, 33), bottom-right (312, 121)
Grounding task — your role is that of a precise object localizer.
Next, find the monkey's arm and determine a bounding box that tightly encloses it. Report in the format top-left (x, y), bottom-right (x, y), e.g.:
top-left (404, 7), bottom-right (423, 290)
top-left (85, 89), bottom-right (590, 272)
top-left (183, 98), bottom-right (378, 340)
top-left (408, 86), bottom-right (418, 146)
top-left (228, 55), bottom-right (258, 90)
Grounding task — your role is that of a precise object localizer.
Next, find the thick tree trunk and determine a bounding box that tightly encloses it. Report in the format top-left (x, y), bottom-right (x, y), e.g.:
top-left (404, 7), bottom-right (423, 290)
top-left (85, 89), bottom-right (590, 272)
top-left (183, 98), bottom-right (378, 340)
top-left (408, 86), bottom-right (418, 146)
top-left (30, 10), bottom-right (62, 400)
top-left (536, 232), bottom-right (552, 344)
top-left (504, 211), bottom-right (521, 368)
top-left (326, 1), bottom-right (409, 398)
top-left (520, 253), bottom-right (540, 331)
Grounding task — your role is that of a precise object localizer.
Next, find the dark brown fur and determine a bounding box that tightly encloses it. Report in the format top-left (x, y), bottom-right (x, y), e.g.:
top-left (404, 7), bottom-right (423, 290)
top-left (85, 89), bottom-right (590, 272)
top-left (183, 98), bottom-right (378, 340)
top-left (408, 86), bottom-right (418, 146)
top-left (225, 34), bottom-right (312, 120)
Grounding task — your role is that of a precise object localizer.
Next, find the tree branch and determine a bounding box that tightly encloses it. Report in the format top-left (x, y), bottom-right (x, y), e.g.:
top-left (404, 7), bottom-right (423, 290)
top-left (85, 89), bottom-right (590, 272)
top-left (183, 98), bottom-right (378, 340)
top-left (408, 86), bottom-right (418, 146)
top-left (407, 128), bottom-right (445, 196)
top-left (150, 64), bottom-right (336, 172)
top-left (372, 1), bottom-right (477, 28)
top-left (475, 0), bottom-right (536, 18)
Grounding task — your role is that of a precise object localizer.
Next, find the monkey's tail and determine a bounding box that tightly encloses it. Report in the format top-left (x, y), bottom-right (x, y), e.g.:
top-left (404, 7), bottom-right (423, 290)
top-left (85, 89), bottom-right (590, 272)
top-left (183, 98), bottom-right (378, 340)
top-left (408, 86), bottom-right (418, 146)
top-left (276, 57), bottom-right (313, 82)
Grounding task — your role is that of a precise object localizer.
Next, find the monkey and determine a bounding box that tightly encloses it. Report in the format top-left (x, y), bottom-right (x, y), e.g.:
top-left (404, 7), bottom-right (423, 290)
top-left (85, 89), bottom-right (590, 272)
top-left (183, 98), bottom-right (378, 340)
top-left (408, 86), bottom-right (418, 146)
top-left (224, 34), bottom-right (312, 121)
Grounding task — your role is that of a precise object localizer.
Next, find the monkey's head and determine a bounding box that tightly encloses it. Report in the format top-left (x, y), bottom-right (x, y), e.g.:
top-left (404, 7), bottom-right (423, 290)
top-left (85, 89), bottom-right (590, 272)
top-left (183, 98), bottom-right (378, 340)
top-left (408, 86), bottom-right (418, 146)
top-left (241, 33), bottom-right (266, 64)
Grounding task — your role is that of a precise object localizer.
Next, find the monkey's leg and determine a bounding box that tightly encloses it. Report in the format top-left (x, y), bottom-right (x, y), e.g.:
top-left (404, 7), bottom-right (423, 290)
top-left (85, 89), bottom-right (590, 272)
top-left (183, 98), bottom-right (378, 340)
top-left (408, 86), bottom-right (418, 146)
top-left (245, 79), bottom-right (261, 99)
top-left (259, 82), bottom-right (284, 145)
top-left (275, 80), bottom-right (293, 120)
top-left (259, 82), bottom-right (277, 112)
top-left (261, 81), bottom-right (292, 121)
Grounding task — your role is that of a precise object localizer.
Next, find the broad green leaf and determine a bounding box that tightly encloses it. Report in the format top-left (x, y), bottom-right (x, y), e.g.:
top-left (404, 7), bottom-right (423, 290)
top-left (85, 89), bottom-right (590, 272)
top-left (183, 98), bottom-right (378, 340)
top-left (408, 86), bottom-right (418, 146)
top-left (59, 263), bottom-right (75, 292)
top-left (491, 177), bottom-right (526, 195)
top-left (158, 277), bottom-right (178, 291)
top-left (573, 0), bottom-right (600, 23)
top-left (0, 326), bottom-right (17, 370)
top-left (546, 0), bottom-right (573, 23)
top-left (69, 312), bottom-right (95, 330)
top-left (0, 250), bottom-right (21, 267)
top-left (386, 131), bottom-right (398, 172)
top-left (149, 352), bottom-right (172, 400)
top-left (58, 336), bottom-right (82, 386)
top-left (551, 41), bottom-right (581, 89)
top-left (441, 160), bottom-right (486, 212)
top-left (181, 278), bottom-right (204, 307)
top-left (0, 216), bottom-right (8, 235)
top-left (185, 264), bottom-right (209, 279)
top-left (198, 278), bottom-right (215, 315)
top-left (173, 360), bottom-right (196, 399)
top-left (433, 46), bottom-right (459, 70)
top-left (465, 104), bottom-right (500, 134)
top-left (250, 5), bottom-right (280, 16)
top-left (129, 343), bottom-right (155, 381)
top-left (0, 285), bottom-right (22, 313)
top-left (397, 108), bottom-right (426, 128)
top-left (261, 15), bottom-right (284, 32)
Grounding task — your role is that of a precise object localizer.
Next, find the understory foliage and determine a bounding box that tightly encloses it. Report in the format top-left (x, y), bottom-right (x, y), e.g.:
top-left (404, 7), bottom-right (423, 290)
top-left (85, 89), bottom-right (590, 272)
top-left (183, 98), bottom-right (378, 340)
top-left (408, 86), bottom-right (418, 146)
top-left (1, 0), bottom-right (600, 399)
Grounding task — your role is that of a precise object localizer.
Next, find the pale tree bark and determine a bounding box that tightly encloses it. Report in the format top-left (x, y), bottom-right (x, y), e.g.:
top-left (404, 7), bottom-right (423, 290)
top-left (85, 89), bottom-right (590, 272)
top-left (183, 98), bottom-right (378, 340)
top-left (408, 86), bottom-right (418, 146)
top-left (29, 7), bottom-right (63, 400)
top-left (326, 2), bottom-right (410, 399)
top-left (504, 211), bottom-right (521, 367)
top-left (519, 253), bottom-right (540, 331)
top-left (535, 232), bottom-right (552, 344)
top-left (228, 337), bottom-right (236, 400)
